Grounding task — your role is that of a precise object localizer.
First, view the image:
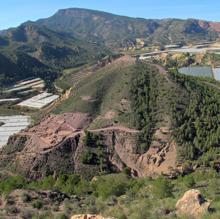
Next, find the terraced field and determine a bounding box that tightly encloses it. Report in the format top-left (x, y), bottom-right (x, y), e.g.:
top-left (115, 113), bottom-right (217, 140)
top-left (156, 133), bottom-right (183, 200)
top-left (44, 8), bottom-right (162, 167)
top-left (55, 64), bottom-right (97, 91)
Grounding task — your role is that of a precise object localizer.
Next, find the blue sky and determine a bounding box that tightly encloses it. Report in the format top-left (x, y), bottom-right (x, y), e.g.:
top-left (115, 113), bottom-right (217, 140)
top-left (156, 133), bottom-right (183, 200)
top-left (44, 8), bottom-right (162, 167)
top-left (1, 0), bottom-right (220, 30)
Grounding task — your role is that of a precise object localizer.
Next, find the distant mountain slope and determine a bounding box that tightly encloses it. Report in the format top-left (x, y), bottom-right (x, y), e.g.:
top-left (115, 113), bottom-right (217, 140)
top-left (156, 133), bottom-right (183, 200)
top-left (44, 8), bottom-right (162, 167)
top-left (36, 8), bottom-right (220, 48)
top-left (1, 8), bottom-right (220, 86)
top-left (1, 23), bottom-right (109, 68)
top-left (0, 23), bottom-right (110, 86)
top-left (0, 51), bottom-right (58, 87)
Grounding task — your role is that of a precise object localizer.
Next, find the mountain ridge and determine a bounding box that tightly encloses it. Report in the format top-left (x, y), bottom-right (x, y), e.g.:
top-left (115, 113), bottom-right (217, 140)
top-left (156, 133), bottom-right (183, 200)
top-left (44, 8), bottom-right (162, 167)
top-left (34, 8), bottom-right (220, 48)
top-left (2, 8), bottom-right (220, 48)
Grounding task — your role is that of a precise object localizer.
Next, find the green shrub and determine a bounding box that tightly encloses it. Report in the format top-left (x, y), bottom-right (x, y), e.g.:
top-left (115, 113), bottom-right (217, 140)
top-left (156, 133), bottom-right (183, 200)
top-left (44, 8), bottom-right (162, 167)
top-left (84, 131), bottom-right (101, 147)
top-left (55, 174), bottom-right (80, 194)
top-left (0, 175), bottom-right (26, 194)
top-left (32, 200), bottom-right (43, 209)
top-left (152, 176), bottom-right (173, 199)
top-left (55, 214), bottom-right (68, 219)
top-left (40, 175), bottom-right (56, 189)
top-left (183, 175), bottom-right (196, 188)
top-left (75, 179), bottom-right (92, 195)
top-left (22, 193), bottom-right (32, 202)
top-left (81, 149), bottom-right (95, 164)
top-left (94, 174), bottom-right (131, 199)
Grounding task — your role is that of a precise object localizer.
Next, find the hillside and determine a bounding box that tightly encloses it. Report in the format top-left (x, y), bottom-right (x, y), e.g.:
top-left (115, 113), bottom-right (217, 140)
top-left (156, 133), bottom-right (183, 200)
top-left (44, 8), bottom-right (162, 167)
top-left (1, 8), bottom-right (220, 86)
top-left (0, 50), bottom-right (59, 88)
top-left (1, 7), bottom-right (220, 219)
top-left (36, 8), bottom-right (220, 48)
top-left (1, 57), bottom-right (220, 218)
top-left (1, 56), bottom-right (220, 179)
top-left (0, 23), bottom-right (110, 87)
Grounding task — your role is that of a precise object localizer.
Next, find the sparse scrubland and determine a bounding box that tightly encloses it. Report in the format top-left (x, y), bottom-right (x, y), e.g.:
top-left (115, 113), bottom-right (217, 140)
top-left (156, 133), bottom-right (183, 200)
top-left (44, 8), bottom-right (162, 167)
top-left (1, 169), bottom-right (220, 219)
top-left (1, 7), bottom-right (220, 219)
top-left (1, 59), bottom-right (220, 218)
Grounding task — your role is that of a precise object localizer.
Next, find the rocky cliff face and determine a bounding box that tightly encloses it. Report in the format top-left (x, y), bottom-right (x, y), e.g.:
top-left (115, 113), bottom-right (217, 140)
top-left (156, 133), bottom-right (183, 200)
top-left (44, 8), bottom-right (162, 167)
top-left (0, 125), bottom-right (139, 179)
top-left (0, 113), bottom-right (179, 179)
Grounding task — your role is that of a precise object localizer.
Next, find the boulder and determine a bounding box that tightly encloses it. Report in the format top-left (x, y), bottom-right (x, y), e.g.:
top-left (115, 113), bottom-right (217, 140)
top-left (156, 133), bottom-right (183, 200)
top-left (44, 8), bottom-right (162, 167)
top-left (176, 189), bottom-right (211, 218)
top-left (70, 215), bottom-right (116, 219)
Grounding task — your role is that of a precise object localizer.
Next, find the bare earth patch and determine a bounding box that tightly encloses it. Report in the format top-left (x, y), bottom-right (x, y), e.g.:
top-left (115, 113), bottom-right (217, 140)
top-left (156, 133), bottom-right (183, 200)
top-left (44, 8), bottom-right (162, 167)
top-left (20, 113), bottom-right (92, 150)
top-left (104, 55), bottom-right (136, 71)
top-left (137, 126), bottom-right (177, 177)
top-left (103, 111), bottom-right (116, 120)
top-left (81, 95), bottom-right (92, 101)
top-left (120, 98), bottom-right (131, 112)
top-left (81, 96), bottom-right (96, 102)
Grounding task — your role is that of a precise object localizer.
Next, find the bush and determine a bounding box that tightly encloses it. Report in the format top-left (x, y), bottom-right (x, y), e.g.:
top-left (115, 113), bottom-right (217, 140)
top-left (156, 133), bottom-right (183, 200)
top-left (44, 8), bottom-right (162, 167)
top-left (152, 176), bottom-right (173, 199)
top-left (183, 175), bottom-right (196, 188)
top-left (32, 200), bottom-right (43, 209)
top-left (55, 214), bottom-right (68, 219)
top-left (22, 193), bottom-right (32, 202)
top-left (81, 149), bottom-right (95, 164)
top-left (6, 205), bottom-right (19, 214)
top-left (55, 174), bottom-right (80, 194)
top-left (94, 174), bottom-right (131, 199)
top-left (84, 131), bottom-right (101, 147)
top-left (20, 209), bottom-right (34, 219)
top-left (74, 179), bottom-right (92, 195)
top-left (41, 176), bottom-right (56, 189)
top-left (0, 175), bottom-right (26, 194)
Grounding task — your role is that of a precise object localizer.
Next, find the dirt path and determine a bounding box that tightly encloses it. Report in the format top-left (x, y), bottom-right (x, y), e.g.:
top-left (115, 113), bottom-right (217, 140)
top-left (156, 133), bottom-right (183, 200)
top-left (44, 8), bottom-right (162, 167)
top-left (89, 126), bottom-right (140, 134)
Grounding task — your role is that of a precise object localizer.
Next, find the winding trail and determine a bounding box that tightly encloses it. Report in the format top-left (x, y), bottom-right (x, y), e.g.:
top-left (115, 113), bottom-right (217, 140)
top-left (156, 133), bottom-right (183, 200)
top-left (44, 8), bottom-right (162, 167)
top-left (89, 126), bottom-right (140, 133)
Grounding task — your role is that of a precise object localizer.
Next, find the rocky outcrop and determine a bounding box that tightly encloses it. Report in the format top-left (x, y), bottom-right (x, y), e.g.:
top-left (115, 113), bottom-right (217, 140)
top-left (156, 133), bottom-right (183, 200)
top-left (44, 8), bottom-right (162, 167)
top-left (71, 215), bottom-right (116, 219)
top-left (176, 189), bottom-right (211, 218)
top-left (0, 112), bottom-right (179, 179)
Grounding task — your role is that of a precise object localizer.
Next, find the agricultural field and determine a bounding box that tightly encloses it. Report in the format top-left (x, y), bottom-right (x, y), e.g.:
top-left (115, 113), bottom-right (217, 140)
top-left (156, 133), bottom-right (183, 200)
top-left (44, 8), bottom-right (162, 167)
top-left (0, 77), bottom-right (60, 147)
top-left (5, 78), bottom-right (45, 94)
top-left (213, 68), bottom-right (220, 81)
top-left (0, 77), bottom-right (60, 111)
top-left (0, 115), bottom-right (31, 148)
top-left (0, 98), bottom-right (20, 103)
top-left (170, 47), bottom-right (220, 54)
top-left (17, 92), bottom-right (59, 109)
top-left (179, 66), bottom-right (220, 82)
top-left (178, 66), bottom-right (213, 78)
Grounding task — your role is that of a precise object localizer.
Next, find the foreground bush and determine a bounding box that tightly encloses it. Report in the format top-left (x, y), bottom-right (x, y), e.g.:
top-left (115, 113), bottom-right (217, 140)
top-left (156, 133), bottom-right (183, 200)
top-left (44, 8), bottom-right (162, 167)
top-left (93, 174), bottom-right (132, 199)
top-left (152, 176), bottom-right (173, 199)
